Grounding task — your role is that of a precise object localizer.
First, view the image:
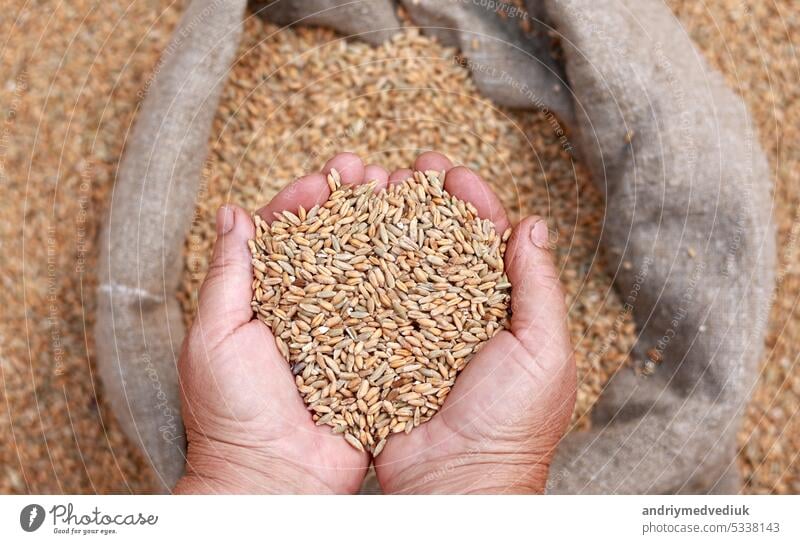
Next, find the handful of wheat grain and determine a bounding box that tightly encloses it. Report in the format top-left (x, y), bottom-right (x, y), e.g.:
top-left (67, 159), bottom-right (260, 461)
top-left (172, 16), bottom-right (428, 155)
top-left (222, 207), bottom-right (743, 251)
top-left (249, 169), bottom-right (511, 455)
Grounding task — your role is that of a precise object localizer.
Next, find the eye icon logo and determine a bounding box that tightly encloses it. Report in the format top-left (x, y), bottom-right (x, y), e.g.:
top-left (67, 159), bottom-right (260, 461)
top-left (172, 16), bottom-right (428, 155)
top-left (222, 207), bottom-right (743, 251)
top-left (20, 504), bottom-right (45, 532)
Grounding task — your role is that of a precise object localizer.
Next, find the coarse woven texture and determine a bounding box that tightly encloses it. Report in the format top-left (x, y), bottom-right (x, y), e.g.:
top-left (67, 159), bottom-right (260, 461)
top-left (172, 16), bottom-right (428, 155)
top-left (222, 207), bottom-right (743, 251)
top-left (662, 0), bottom-right (800, 495)
top-left (250, 170), bottom-right (511, 454)
top-left (94, 0), bottom-right (248, 491)
top-left (0, 0), bottom-right (797, 495)
top-left (541, 0), bottom-right (775, 494)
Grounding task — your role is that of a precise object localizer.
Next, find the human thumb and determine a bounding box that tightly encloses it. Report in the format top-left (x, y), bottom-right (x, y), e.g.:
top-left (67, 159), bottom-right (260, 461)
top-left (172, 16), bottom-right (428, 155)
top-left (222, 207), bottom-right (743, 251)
top-left (195, 205), bottom-right (256, 346)
top-left (504, 216), bottom-right (572, 368)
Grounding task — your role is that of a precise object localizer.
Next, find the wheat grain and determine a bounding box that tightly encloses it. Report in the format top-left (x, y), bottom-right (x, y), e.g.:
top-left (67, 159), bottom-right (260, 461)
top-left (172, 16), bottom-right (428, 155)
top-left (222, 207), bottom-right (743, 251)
top-left (250, 170), bottom-right (511, 454)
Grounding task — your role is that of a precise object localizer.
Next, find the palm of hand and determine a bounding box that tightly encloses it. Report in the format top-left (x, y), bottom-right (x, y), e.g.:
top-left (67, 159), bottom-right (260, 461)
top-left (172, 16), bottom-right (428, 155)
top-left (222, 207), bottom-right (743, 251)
top-left (177, 151), bottom-right (575, 494)
top-left (181, 317), bottom-right (367, 493)
top-left (375, 324), bottom-right (575, 494)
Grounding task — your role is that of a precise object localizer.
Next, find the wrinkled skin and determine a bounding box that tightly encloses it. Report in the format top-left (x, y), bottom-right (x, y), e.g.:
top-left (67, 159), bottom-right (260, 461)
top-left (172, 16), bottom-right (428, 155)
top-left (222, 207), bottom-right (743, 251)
top-left (174, 152), bottom-right (576, 494)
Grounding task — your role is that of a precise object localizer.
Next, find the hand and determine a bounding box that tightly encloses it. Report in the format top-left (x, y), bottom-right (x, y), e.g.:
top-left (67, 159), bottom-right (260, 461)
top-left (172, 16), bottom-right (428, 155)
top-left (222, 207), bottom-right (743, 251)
top-left (373, 152), bottom-right (577, 494)
top-left (174, 150), bottom-right (575, 494)
top-left (174, 153), bottom-right (378, 494)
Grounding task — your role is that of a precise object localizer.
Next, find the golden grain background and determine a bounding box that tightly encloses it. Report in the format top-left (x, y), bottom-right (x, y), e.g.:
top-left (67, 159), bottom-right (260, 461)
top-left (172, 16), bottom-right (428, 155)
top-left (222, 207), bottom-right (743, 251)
top-left (0, 0), bottom-right (797, 493)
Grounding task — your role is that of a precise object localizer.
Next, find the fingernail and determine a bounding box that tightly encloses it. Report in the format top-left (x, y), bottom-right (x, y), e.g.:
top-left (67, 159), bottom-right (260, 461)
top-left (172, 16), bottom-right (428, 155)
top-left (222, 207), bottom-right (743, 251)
top-left (217, 205), bottom-right (234, 235)
top-left (530, 220), bottom-right (549, 249)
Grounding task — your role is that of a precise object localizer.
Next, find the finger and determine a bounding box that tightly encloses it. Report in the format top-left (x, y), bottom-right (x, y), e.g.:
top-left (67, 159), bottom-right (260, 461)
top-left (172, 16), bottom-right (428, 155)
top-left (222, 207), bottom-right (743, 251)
top-left (444, 166), bottom-right (510, 233)
top-left (504, 215), bottom-right (570, 363)
top-left (256, 173), bottom-right (330, 224)
top-left (364, 163), bottom-right (389, 192)
top-left (388, 168), bottom-right (413, 186)
top-left (323, 152), bottom-right (364, 185)
top-left (413, 151), bottom-right (453, 173)
top-left (196, 205), bottom-right (256, 344)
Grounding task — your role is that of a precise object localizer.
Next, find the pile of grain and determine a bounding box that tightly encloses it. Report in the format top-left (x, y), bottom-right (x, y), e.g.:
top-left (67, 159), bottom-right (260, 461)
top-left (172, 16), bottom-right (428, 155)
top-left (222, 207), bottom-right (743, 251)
top-left (2, 0), bottom-right (796, 495)
top-left (250, 170), bottom-right (511, 453)
top-left (0, 0), bottom-right (185, 493)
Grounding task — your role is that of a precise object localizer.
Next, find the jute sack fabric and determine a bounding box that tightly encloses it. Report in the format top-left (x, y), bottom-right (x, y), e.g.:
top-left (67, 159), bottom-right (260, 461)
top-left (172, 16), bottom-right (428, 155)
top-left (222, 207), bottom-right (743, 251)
top-left (95, 0), bottom-right (248, 491)
top-left (95, 0), bottom-right (774, 493)
top-left (540, 0), bottom-right (774, 493)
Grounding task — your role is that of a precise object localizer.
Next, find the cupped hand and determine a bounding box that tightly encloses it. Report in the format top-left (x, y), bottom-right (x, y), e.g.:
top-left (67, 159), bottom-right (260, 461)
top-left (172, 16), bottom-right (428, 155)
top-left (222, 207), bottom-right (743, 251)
top-left (174, 150), bottom-right (576, 495)
top-left (373, 152), bottom-right (577, 494)
top-left (174, 154), bottom-right (378, 494)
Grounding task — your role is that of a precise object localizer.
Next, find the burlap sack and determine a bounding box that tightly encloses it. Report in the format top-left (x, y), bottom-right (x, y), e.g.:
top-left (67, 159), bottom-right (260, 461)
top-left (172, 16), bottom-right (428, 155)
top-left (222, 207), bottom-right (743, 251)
top-left (541, 0), bottom-right (774, 493)
top-left (96, 0), bottom-right (774, 493)
top-left (95, 0), bottom-right (248, 492)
